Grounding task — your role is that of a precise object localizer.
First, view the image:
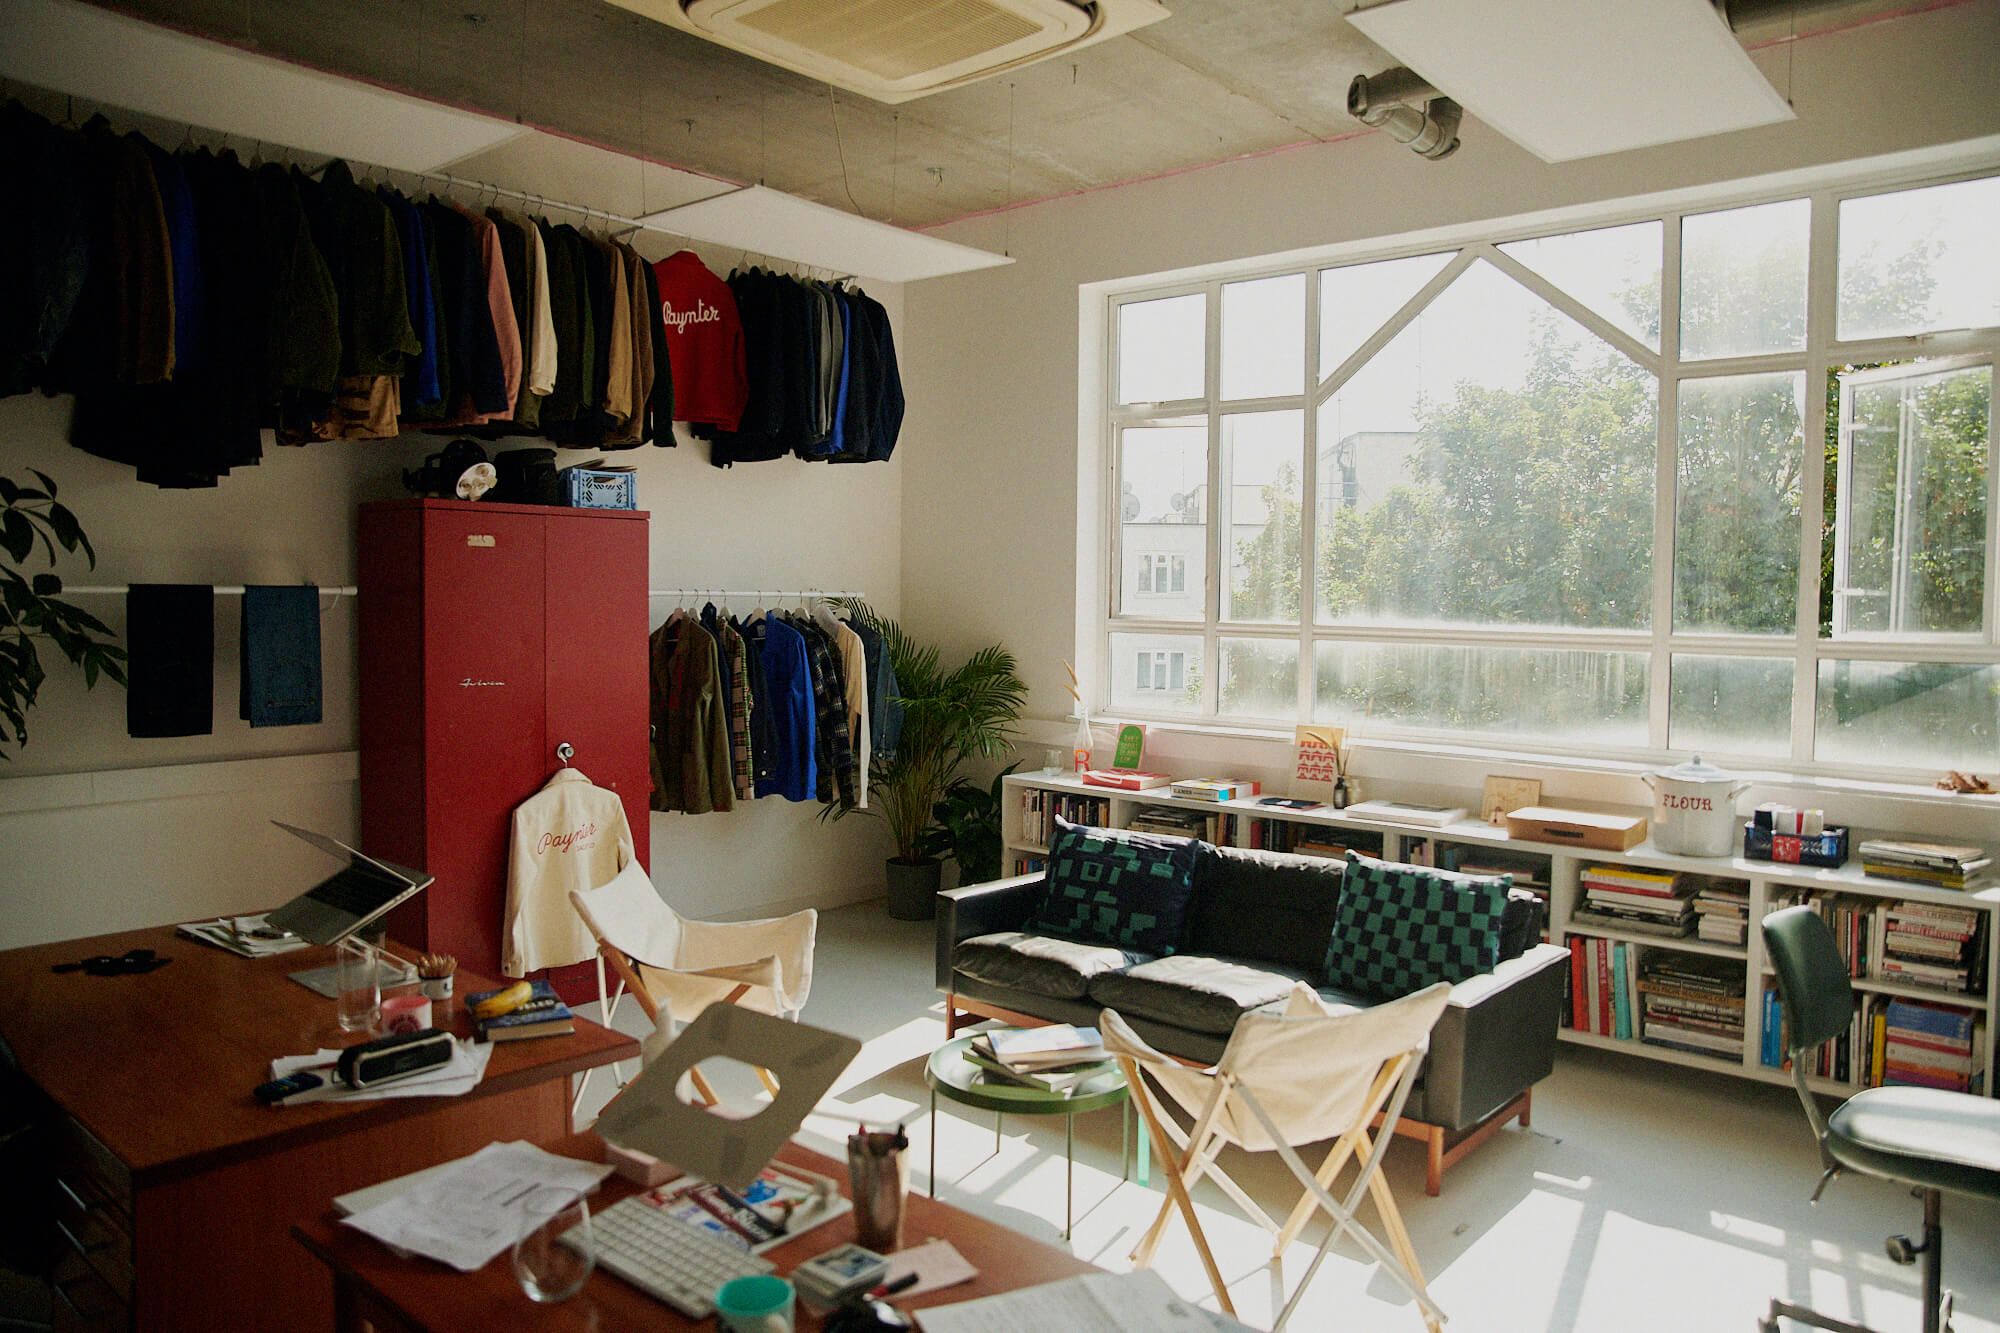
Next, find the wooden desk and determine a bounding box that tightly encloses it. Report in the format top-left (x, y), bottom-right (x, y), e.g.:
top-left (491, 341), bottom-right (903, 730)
top-left (294, 1133), bottom-right (1100, 1331)
top-left (0, 926), bottom-right (638, 1332)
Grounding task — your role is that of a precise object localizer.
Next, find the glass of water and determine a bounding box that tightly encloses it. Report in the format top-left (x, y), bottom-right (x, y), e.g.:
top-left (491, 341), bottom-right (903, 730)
top-left (512, 1190), bottom-right (594, 1304)
top-left (334, 934), bottom-right (381, 1033)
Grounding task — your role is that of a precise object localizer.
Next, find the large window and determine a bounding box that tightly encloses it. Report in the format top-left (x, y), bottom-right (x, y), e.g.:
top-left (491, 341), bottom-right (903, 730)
top-left (1100, 167), bottom-right (2000, 776)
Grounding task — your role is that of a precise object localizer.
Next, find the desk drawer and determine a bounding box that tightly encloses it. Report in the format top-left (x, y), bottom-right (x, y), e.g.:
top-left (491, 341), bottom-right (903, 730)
top-left (53, 1168), bottom-right (134, 1300)
top-left (51, 1246), bottom-right (129, 1332)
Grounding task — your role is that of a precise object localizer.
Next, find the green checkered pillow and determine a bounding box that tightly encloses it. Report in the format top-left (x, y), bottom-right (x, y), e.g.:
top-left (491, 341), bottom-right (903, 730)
top-left (1324, 852), bottom-right (1509, 999)
top-left (1027, 817), bottom-right (1197, 956)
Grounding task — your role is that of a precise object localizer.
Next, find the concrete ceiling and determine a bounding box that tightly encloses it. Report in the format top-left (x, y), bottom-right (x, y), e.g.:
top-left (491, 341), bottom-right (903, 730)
top-left (63, 0), bottom-right (1932, 230)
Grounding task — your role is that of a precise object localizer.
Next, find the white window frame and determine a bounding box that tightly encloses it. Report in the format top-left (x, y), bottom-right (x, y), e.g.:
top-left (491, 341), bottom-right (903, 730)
top-left (1094, 156), bottom-right (2000, 781)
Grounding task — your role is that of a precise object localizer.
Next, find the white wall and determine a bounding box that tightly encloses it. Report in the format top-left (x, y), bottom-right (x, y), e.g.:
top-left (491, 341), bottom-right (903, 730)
top-left (0, 242), bottom-right (903, 949)
top-left (898, 3), bottom-right (2000, 841)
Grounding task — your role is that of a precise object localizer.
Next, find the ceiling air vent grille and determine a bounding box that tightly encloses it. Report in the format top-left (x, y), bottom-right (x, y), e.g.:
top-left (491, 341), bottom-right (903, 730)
top-left (737, 0), bottom-right (1043, 82)
top-left (616, 0), bottom-right (1171, 104)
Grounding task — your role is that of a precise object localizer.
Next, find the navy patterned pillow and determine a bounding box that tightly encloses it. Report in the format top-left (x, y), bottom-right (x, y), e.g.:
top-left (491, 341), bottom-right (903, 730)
top-left (1027, 817), bottom-right (1198, 956)
top-left (1324, 852), bottom-right (1509, 999)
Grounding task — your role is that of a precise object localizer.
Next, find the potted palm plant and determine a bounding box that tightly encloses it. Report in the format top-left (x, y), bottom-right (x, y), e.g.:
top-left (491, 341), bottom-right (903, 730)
top-left (2, 471), bottom-right (125, 757)
top-left (832, 604), bottom-right (1026, 920)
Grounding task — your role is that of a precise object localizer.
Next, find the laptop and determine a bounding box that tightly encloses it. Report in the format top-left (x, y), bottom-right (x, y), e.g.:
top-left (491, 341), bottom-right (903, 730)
top-left (264, 822), bottom-right (433, 946)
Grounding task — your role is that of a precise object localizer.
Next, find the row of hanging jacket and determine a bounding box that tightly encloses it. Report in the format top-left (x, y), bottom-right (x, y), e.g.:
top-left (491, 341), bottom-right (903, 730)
top-left (697, 267), bottom-right (904, 468)
top-left (649, 601), bottom-right (902, 815)
top-left (1, 102), bottom-right (901, 486)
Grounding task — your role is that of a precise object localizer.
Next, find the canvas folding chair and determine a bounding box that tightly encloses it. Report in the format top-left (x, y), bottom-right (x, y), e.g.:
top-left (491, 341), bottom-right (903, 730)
top-left (570, 859), bottom-right (816, 1110)
top-left (1102, 981), bottom-right (1451, 1331)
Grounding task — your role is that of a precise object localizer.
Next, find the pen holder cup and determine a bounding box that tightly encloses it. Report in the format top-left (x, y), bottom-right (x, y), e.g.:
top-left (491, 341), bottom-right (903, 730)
top-left (846, 1133), bottom-right (909, 1254)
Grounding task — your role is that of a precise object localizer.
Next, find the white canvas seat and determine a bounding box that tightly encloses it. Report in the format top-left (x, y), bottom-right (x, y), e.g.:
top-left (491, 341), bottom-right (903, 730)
top-left (1102, 981), bottom-right (1451, 1331)
top-left (570, 859), bottom-right (817, 1105)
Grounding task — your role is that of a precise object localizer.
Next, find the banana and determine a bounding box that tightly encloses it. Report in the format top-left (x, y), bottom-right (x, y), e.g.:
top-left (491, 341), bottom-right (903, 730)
top-left (472, 980), bottom-right (535, 1020)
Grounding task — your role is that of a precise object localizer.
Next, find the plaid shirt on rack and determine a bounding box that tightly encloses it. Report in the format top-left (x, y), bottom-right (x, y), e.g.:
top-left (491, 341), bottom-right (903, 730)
top-left (792, 616), bottom-right (857, 809)
top-left (717, 618), bottom-right (755, 802)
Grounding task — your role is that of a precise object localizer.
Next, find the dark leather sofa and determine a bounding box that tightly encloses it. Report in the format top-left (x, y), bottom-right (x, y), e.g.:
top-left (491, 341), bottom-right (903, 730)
top-left (936, 841), bottom-right (1570, 1194)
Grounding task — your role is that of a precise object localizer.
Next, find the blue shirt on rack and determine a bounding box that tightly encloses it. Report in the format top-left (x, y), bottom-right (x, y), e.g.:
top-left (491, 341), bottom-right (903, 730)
top-left (755, 613), bottom-right (817, 802)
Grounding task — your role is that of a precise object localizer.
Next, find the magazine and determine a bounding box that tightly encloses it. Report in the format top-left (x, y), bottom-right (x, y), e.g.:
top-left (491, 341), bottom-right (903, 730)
top-left (634, 1161), bottom-right (851, 1255)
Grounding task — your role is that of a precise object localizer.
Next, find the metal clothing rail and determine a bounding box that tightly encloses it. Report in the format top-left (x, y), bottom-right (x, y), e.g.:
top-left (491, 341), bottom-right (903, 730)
top-left (647, 588), bottom-right (863, 600)
top-left (62, 585), bottom-right (358, 598)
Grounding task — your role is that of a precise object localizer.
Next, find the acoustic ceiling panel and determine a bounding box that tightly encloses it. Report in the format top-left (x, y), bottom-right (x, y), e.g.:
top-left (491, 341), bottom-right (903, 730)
top-left (641, 185), bottom-right (1014, 283)
top-left (1347, 0), bottom-right (1796, 162)
top-left (0, 0), bottom-right (527, 173)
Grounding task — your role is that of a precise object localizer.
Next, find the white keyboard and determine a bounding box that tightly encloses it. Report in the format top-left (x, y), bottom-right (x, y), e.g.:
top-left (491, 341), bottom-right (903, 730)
top-left (567, 1195), bottom-right (775, 1318)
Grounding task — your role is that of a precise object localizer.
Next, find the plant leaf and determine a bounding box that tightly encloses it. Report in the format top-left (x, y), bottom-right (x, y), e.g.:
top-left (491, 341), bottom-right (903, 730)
top-left (31, 573), bottom-right (60, 596)
top-left (0, 510), bottom-right (30, 564)
top-left (29, 469), bottom-right (56, 499)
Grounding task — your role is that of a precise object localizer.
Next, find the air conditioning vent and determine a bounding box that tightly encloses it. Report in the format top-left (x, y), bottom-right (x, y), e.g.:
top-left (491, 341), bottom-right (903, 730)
top-left (608, 0), bottom-right (1170, 103)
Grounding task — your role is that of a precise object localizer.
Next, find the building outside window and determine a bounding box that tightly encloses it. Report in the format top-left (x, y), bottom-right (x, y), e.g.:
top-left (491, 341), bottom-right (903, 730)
top-left (1096, 168), bottom-right (2000, 776)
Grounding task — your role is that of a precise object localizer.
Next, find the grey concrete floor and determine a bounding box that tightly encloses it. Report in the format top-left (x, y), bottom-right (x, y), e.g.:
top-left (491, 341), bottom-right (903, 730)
top-left (577, 901), bottom-right (2000, 1332)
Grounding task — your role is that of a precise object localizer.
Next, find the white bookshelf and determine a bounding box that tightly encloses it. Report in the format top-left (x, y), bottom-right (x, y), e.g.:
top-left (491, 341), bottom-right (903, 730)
top-left (1001, 770), bottom-right (2000, 1100)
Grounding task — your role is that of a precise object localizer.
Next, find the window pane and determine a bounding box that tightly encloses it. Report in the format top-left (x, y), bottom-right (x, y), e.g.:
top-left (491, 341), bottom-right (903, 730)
top-left (1118, 424), bottom-right (1206, 620)
top-left (1118, 294), bottom-right (1205, 403)
top-left (1220, 638), bottom-right (1298, 719)
top-left (1499, 220), bottom-right (1662, 350)
top-left (1835, 363), bottom-right (1989, 636)
top-left (1815, 659), bottom-right (2000, 771)
top-left (1681, 198), bottom-right (1809, 360)
top-left (1839, 176), bottom-right (2000, 341)
top-left (1313, 642), bottom-right (1648, 747)
top-left (1319, 251), bottom-right (1454, 380)
top-left (1221, 412), bottom-right (1302, 622)
top-left (1221, 274), bottom-right (1305, 400)
top-left (1110, 632), bottom-right (1202, 715)
top-left (1669, 655), bottom-right (1794, 757)
top-left (1313, 259), bottom-right (1657, 629)
top-left (1675, 372), bottom-right (1806, 634)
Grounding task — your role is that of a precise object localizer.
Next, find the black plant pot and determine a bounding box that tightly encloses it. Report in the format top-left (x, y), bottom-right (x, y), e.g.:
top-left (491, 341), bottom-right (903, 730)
top-left (884, 857), bottom-right (942, 921)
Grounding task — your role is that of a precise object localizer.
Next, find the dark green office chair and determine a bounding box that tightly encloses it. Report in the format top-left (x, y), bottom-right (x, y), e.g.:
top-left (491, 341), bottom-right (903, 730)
top-left (1761, 905), bottom-right (2000, 1333)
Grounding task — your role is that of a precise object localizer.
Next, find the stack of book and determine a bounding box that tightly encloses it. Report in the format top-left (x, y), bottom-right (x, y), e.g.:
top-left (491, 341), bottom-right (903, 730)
top-left (1019, 790), bottom-right (1109, 845)
top-left (467, 979), bottom-right (576, 1042)
top-left (1570, 865), bottom-right (1695, 938)
top-left (1169, 778), bottom-right (1259, 802)
top-left (1637, 952), bottom-right (1745, 1061)
top-left (1690, 878), bottom-right (1750, 946)
top-left (1807, 893), bottom-right (1875, 978)
top-left (1873, 900), bottom-right (1985, 995)
top-left (1877, 998), bottom-right (1985, 1093)
top-left (1761, 982), bottom-right (1865, 1083)
top-left (1081, 768), bottom-right (1172, 791)
top-left (964, 1026), bottom-right (1113, 1093)
top-left (1859, 839), bottom-right (1993, 891)
top-left (1125, 804), bottom-right (1221, 842)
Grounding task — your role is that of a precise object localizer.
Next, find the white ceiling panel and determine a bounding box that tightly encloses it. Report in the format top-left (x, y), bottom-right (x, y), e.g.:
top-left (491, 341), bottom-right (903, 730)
top-left (1348, 0), bottom-right (1796, 163)
top-left (641, 185), bottom-right (1013, 283)
top-left (0, 0), bottom-right (527, 173)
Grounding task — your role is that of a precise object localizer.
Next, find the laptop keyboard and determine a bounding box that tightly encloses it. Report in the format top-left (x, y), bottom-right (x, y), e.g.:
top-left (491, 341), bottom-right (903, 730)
top-left (309, 867), bottom-right (402, 916)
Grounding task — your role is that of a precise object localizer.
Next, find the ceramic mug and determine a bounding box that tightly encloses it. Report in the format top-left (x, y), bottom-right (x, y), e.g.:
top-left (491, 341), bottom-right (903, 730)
top-left (716, 1274), bottom-right (795, 1333)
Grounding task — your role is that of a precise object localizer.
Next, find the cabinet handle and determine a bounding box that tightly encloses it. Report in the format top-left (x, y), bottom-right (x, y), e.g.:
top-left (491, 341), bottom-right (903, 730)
top-left (56, 1217), bottom-right (107, 1256)
top-left (55, 1175), bottom-right (92, 1214)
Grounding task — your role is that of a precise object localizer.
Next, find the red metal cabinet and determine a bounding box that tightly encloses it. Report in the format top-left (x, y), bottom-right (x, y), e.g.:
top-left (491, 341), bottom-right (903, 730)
top-left (359, 500), bottom-right (650, 988)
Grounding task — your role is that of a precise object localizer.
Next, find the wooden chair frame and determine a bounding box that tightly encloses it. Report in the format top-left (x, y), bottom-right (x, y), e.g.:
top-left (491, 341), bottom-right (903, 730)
top-left (1114, 1043), bottom-right (1445, 1331)
top-left (584, 943), bottom-right (782, 1111)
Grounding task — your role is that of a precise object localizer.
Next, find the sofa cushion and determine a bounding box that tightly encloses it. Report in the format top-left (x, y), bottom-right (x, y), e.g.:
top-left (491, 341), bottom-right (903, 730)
top-left (1325, 852), bottom-right (1507, 1000)
top-left (953, 931), bottom-right (1145, 1001)
top-left (1026, 817), bottom-right (1198, 956)
top-left (1500, 887), bottom-right (1546, 962)
top-left (1090, 953), bottom-right (1312, 1035)
top-left (1184, 842), bottom-right (1342, 978)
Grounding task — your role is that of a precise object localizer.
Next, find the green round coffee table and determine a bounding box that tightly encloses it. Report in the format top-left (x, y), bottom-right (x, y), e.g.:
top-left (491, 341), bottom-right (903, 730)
top-left (924, 1033), bottom-right (1149, 1239)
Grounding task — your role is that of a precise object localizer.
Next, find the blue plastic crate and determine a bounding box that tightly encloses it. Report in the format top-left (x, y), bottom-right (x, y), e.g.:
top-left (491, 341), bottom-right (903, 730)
top-left (561, 468), bottom-right (636, 510)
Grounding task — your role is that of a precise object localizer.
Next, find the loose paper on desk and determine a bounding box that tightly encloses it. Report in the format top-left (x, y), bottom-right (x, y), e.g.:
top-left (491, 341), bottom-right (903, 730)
top-left (879, 1239), bottom-right (977, 1297)
top-left (342, 1140), bottom-right (614, 1272)
top-left (916, 1271), bottom-right (1251, 1332)
top-left (269, 1039), bottom-right (492, 1104)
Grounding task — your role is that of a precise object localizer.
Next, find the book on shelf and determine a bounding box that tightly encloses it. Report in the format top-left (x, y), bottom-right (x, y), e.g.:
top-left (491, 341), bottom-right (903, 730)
top-left (1080, 768), bottom-right (1172, 791)
top-left (1569, 908), bottom-right (1696, 939)
top-left (1343, 799), bottom-right (1466, 828)
top-left (1018, 788), bottom-right (1109, 845)
top-left (1858, 837), bottom-right (1993, 889)
top-left (1580, 864), bottom-right (1682, 895)
top-left (1691, 878), bottom-right (1750, 946)
top-left (1637, 952), bottom-right (1745, 1061)
top-left (1168, 778), bottom-right (1259, 802)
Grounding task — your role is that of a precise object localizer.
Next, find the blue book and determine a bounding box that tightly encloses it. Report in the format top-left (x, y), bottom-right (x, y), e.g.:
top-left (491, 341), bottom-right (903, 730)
top-left (1610, 944), bottom-right (1632, 1040)
top-left (1884, 999), bottom-right (1973, 1043)
top-left (468, 979), bottom-right (575, 1042)
top-left (1761, 989), bottom-right (1782, 1067)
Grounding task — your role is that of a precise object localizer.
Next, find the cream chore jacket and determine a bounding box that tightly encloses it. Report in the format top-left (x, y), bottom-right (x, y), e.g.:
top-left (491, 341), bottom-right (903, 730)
top-left (503, 768), bottom-right (637, 976)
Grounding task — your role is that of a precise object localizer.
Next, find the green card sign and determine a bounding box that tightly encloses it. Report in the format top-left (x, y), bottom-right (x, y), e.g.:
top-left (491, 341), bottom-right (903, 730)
top-left (1112, 723), bottom-right (1146, 770)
